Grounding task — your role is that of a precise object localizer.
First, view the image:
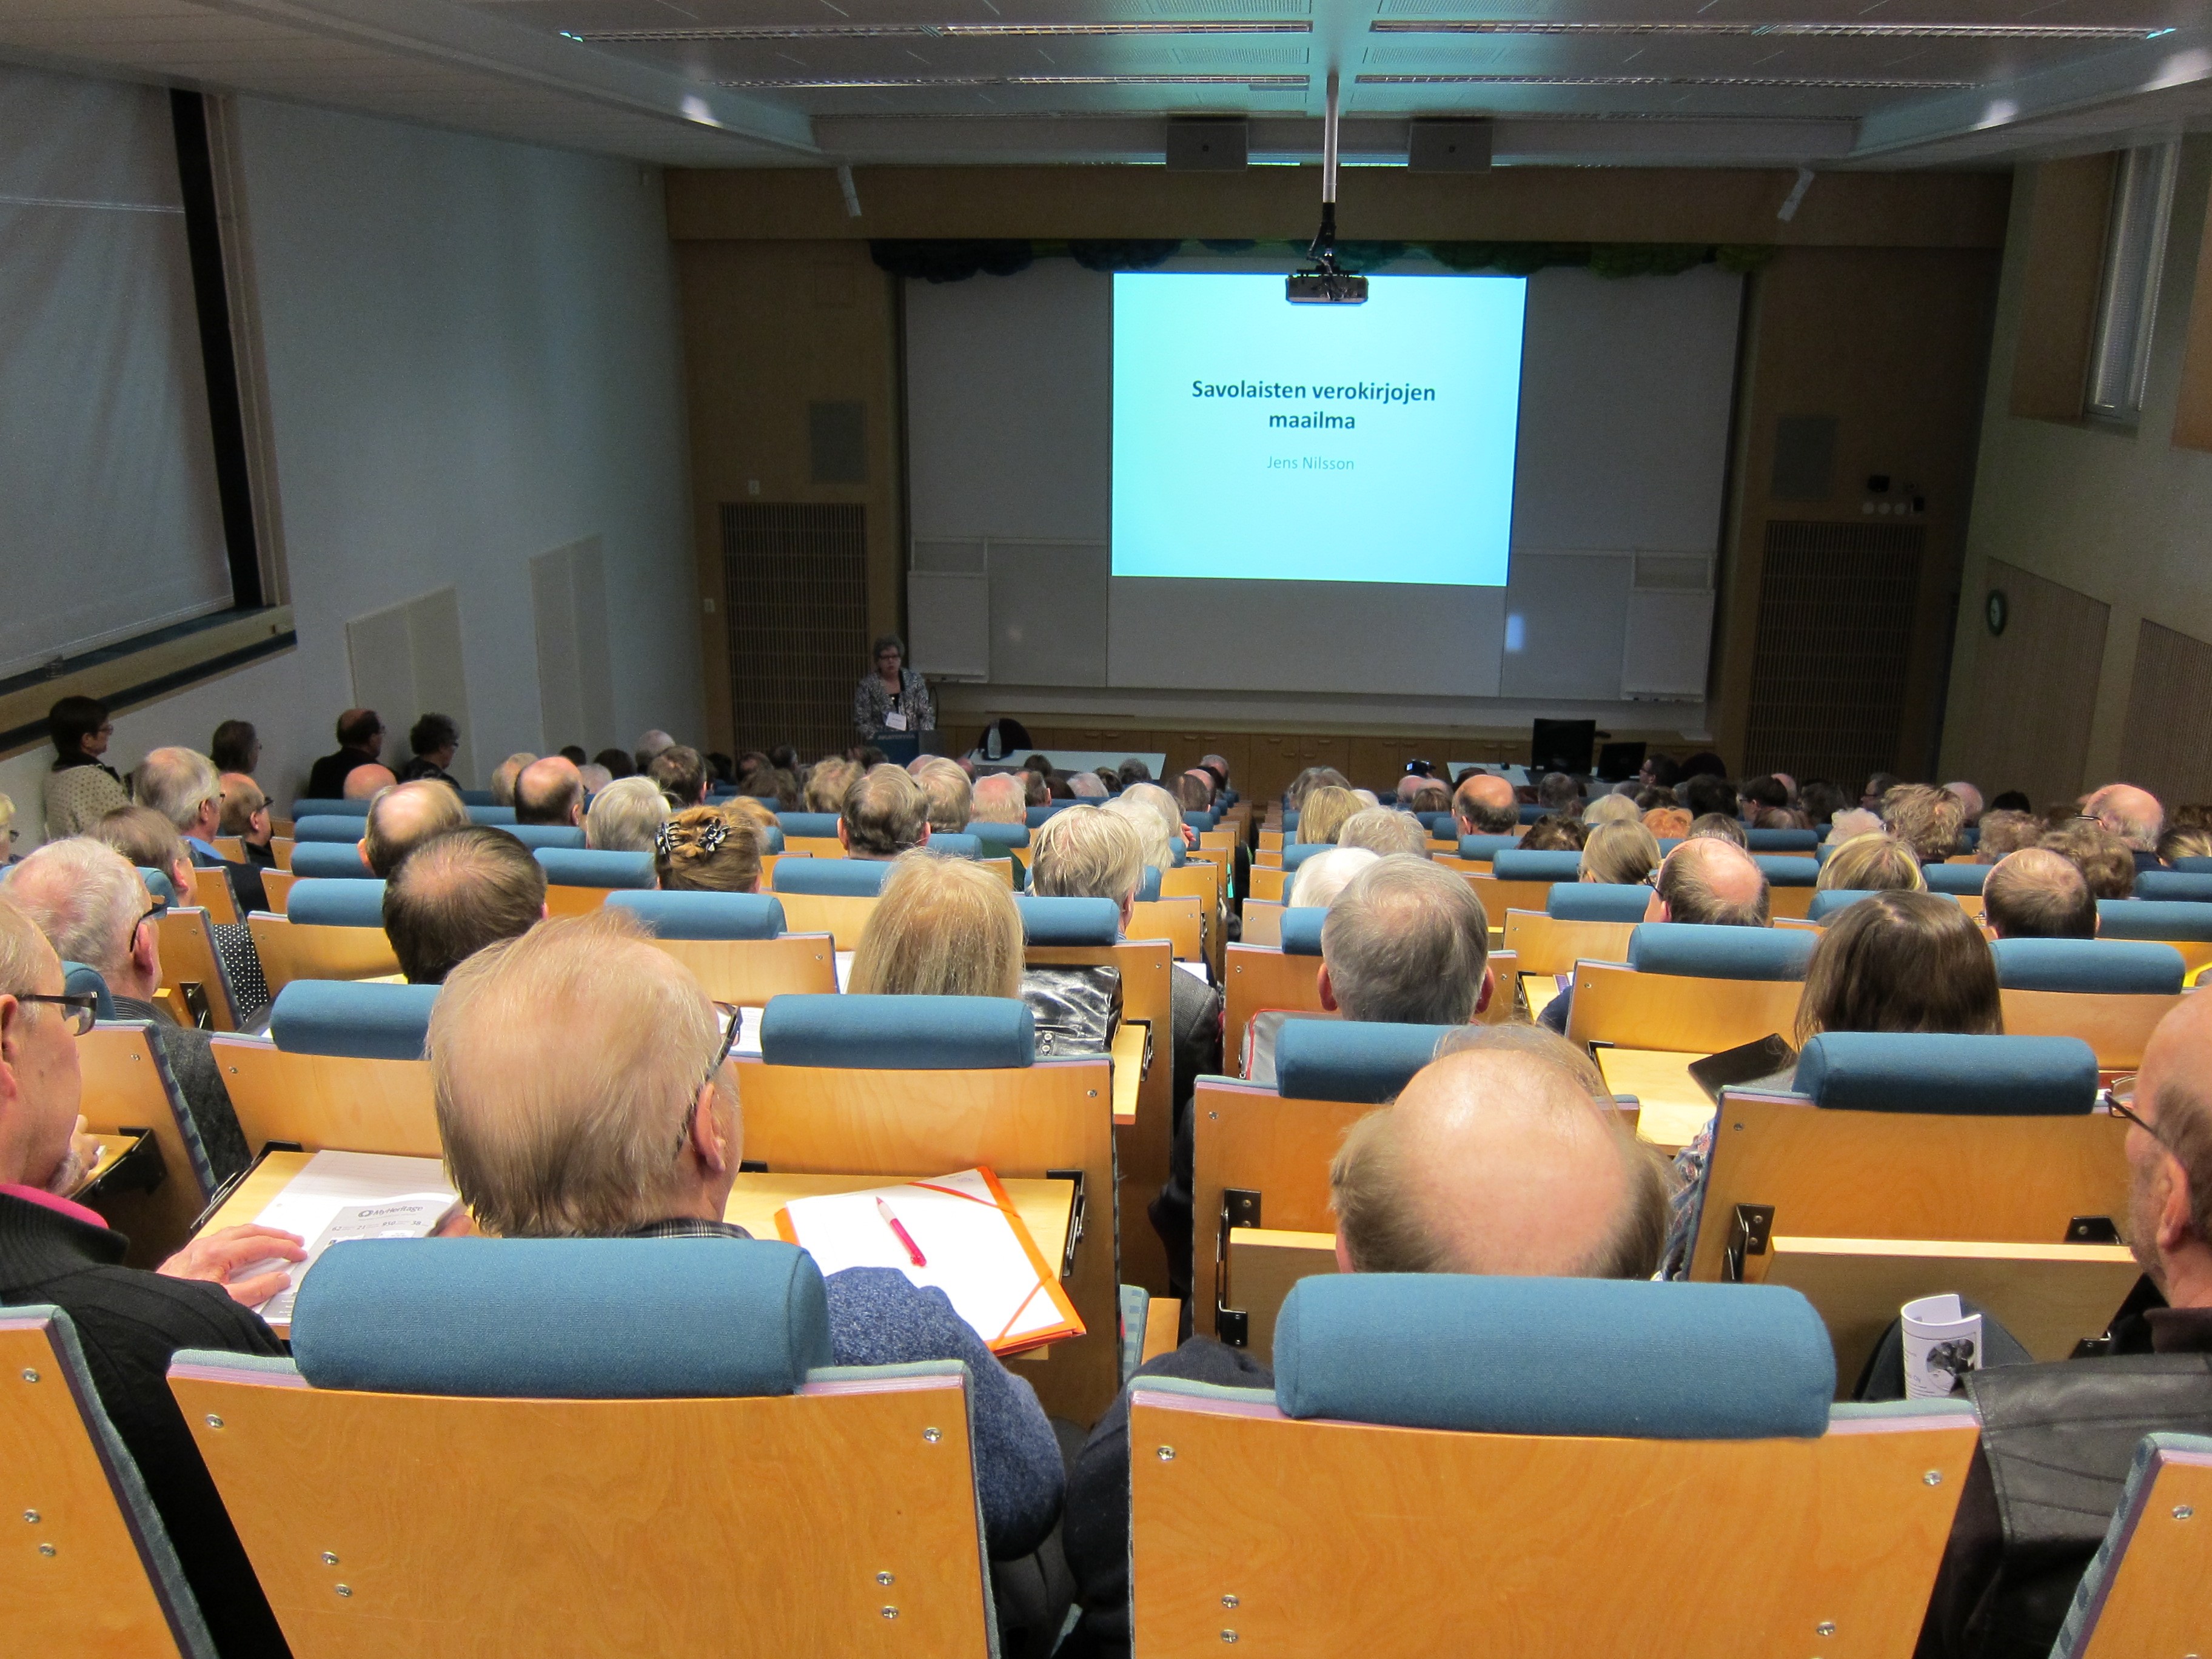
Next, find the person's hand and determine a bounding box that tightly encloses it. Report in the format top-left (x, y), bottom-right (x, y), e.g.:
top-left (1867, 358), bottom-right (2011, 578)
top-left (433, 1208), bottom-right (477, 1239)
top-left (159, 1225), bottom-right (306, 1309)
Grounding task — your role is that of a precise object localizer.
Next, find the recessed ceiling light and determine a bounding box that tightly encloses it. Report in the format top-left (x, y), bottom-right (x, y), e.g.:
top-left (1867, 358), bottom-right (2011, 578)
top-left (1356, 73), bottom-right (1975, 89)
top-left (1367, 21), bottom-right (2165, 39)
top-left (720, 73), bottom-right (1309, 89)
top-left (568, 22), bottom-right (1310, 42)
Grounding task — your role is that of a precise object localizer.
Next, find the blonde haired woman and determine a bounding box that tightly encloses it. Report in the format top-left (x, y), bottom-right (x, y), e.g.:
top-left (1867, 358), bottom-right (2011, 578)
top-left (1293, 785), bottom-right (1364, 846)
top-left (1817, 832), bottom-right (1925, 894)
top-left (849, 851), bottom-right (1022, 998)
top-left (1581, 820), bottom-right (1661, 886)
top-left (654, 805), bottom-right (762, 894)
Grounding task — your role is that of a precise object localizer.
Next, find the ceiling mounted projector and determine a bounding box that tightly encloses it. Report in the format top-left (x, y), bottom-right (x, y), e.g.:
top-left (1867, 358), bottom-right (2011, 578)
top-left (1289, 71), bottom-right (1366, 304)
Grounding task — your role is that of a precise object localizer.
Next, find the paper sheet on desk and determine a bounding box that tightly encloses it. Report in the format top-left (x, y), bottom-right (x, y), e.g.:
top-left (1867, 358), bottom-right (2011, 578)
top-left (1174, 959), bottom-right (1212, 987)
top-left (776, 1168), bottom-right (1084, 1355)
top-left (248, 1150), bottom-right (458, 1323)
top-left (835, 951), bottom-right (853, 991)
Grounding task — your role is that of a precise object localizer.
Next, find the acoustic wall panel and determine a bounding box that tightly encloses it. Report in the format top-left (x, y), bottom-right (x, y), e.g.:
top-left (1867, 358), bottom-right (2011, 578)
top-left (531, 537), bottom-right (617, 758)
top-left (1953, 558), bottom-right (2108, 808)
top-left (722, 503), bottom-right (868, 755)
top-left (345, 586), bottom-right (474, 785)
top-left (2120, 618), bottom-right (2212, 806)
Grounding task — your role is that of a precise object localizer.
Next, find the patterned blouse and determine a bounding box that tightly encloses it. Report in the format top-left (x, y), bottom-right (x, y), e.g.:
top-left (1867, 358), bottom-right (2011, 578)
top-left (44, 759), bottom-right (130, 842)
top-left (851, 668), bottom-right (935, 739)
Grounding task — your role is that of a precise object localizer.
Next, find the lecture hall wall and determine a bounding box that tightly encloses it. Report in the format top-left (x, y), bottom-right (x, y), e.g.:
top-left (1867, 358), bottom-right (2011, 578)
top-left (2, 90), bottom-right (699, 849)
top-left (1940, 136), bottom-right (2212, 813)
top-left (669, 164), bottom-right (2005, 799)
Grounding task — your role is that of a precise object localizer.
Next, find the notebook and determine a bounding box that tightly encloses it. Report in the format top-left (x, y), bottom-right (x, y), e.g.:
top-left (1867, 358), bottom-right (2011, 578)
top-left (247, 1150), bottom-right (461, 1325)
top-left (774, 1167), bottom-right (1085, 1356)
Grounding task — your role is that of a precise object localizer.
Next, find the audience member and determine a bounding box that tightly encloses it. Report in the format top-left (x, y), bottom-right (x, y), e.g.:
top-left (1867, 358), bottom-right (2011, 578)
top-left (1974, 808), bottom-right (2043, 863)
top-left (2042, 822), bottom-right (2137, 899)
top-left (1409, 782), bottom-right (1449, 814)
top-left (43, 695), bottom-right (129, 841)
top-left (133, 748), bottom-right (267, 913)
top-left (427, 909), bottom-right (1062, 1560)
top-left (849, 851), bottom-right (1021, 997)
top-left (840, 765), bottom-right (931, 860)
top-left (914, 756), bottom-right (974, 836)
top-left (342, 762), bottom-right (397, 799)
top-left (1860, 770), bottom-right (1901, 811)
top-left (515, 756), bottom-right (586, 826)
top-left (489, 752), bottom-right (537, 807)
top-left (1581, 820), bottom-right (1660, 886)
top-left (578, 762), bottom-right (612, 797)
top-left (585, 776), bottom-right (669, 853)
top-left (1983, 846), bottom-right (2097, 940)
top-left (654, 806), bottom-right (762, 894)
top-left (1681, 774), bottom-right (1738, 820)
top-left (1638, 752), bottom-right (1683, 791)
top-left (2085, 783), bottom-right (2166, 871)
top-left (1796, 891), bottom-right (2002, 1042)
top-left (1584, 793), bottom-right (1640, 828)
top-left (1318, 859), bottom-right (1492, 1027)
top-left (0, 895), bottom-right (303, 1659)
top-left (2159, 823), bottom-right (2212, 863)
top-left (306, 708), bottom-right (385, 800)
top-left (209, 719), bottom-right (258, 776)
top-left (1062, 1037), bottom-right (1669, 1653)
top-left (397, 713), bottom-right (461, 787)
top-left (1988, 789), bottom-right (2033, 814)
top-left (1521, 813), bottom-right (1587, 853)
top-left (592, 746), bottom-right (635, 780)
top-left (1943, 780), bottom-right (1986, 826)
top-left (1120, 781), bottom-right (1195, 853)
top-left (360, 779), bottom-right (471, 879)
top-left (1338, 806), bottom-right (1429, 859)
top-left (1828, 806), bottom-right (1883, 842)
top-left (1740, 776), bottom-right (1789, 818)
top-left (648, 745), bottom-right (709, 811)
top-left (1817, 832), bottom-right (1925, 893)
top-left (632, 729), bottom-right (676, 774)
top-left (1798, 779), bottom-right (1849, 828)
top-left (558, 745), bottom-right (587, 766)
top-left (1535, 772), bottom-right (1583, 814)
top-left (1641, 805), bottom-right (1691, 839)
top-left (1452, 771), bottom-right (1520, 837)
top-left (5, 840), bottom-right (249, 1181)
top-left (216, 774), bottom-right (273, 865)
top-left (1068, 771), bottom-right (1108, 800)
top-left (1286, 845), bottom-right (1379, 910)
top-left (805, 756), bottom-right (860, 814)
top-left (89, 806), bottom-right (194, 901)
top-left (1020, 771), bottom-right (1051, 809)
top-left (381, 826), bottom-right (546, 984)
top-left (1881, 783), bottom-right (1967, 862)
top-left (1114, 757), bottom-right (1150, 790)
top-left (1175, 771), bottom-right (1215, 816)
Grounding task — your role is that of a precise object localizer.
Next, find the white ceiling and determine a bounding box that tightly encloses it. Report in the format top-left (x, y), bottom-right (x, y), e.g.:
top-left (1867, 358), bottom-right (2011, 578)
top-left (3, 0), bottom-right (2211, 171)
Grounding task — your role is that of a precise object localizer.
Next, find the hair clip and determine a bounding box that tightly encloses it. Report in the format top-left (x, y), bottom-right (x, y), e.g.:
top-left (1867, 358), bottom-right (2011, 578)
top-left (654, 822), bottom-right (679, 857)
top-left (699, 819), bottom-right (729, 854)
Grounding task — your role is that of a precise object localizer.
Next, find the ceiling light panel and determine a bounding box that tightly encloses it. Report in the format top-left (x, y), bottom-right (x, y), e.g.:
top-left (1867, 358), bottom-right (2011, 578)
top-left (556, 22), bottom-right (1314, 42)
top-left (1366, 22), bottom-right (2170, 41)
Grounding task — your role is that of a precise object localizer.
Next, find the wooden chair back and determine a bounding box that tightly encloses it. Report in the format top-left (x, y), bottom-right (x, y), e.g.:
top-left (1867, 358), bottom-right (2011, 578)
top-left (733, 1054), bottom-right (1119, 1423)
top-left (1564, 962), bottom-right (1804, 1055)
top-left (210, 1041), bottom-right (438, 1158)
top-left (247, 916), bottom-right (401, 995)
top-left (186, 866), bottom-right (238, 925)
top-left (782, 834), bottom-right (845, 859)
top-left (212, 836), bottom-right (247, 863)
top-left (170, 1361), bottom-right (988, 1659)
top-left (261, 870), bottom-right (297, 915)
top-left (1223, 945), bottom-right (1320, 1062)
top-left (646, 934), bottom-right (837, 1005)
top-left (771, 893), bottom-right (879, 951)
top-left (1, 1313), bottom-right (206, 1658)
top-left (1129, 897), bottom-right (1204, 963)
top-left (1466, 876), bottom-right (1550, 929)
top-left (2062, 1436), bottom-right (2212, 1659)
top-left (543, 885), bottom-right (614, 918)
top-left (153, 908), bottom-right (238, 1032)
top-left (1999, 988), bottom-right (2187, 1070)
top-left (77, 1025), bottom-right (212, 1267)
top-left (1241, 900), bottom-right (1282, 948)
top-left (1128, 1388), bottom-right (1977, 1656)
top-left (1248, 864), bottom-right (1289, 903)
top-left (1500, 911), bottom-right (1635, 977)
top-left (271, 837), bottom-right (295, 872)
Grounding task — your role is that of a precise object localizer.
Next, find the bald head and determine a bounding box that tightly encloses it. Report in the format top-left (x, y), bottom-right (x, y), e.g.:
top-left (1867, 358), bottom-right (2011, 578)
top-left (2088, 783), bottom-right (2163, 851)
top-left (1651, 836), bottom-right (1770, 927)
top-left (1944, 782), bottom-right (1985, 825)
top-left (1331, 1048), bottom-right (1666, 1281)
top-left (2127, 993), bottom-right (2212, 1306)
top-left (1983, 846), bottom-right (2096, 939)
top-left (1453, 772), bottom-right (1518, 836)
top-left (515, 756), bottom-right (585, 826)
top-left (361, 779), bottom-right (471, 878)
top-left (343, 763), bottom-right (397, 800)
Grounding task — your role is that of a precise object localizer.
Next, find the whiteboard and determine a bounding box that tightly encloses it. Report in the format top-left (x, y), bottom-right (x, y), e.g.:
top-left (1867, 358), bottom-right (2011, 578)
top-left (905, 572), bottom-right (990, 682)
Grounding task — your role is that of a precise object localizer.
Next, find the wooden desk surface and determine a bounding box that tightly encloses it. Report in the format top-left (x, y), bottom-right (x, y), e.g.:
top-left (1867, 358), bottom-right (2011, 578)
top-left (69, 1133), bottom-right (147, 1199)
top-left (1596, 1049), bottom-right (1715, 1151)
top-left (1110, 1020), bottom-right (1148, 1129)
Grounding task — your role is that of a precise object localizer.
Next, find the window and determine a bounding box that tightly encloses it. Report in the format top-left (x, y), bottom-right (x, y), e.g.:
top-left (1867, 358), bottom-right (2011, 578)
top-left (2085, 142), bottom-right (2179, 423)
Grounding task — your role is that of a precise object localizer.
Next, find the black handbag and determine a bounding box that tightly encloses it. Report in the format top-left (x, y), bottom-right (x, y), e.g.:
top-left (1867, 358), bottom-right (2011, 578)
top-left (1018, 965), bottom-right (1123, 1057)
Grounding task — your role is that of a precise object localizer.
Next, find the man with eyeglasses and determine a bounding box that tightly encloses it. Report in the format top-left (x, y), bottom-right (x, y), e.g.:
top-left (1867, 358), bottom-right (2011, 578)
top-left (0, 894), bottom-right (305, 1658)
top-left (1917, 992), bottom-right (2212, 1658)
top-left (6, 837), bottom-right (252, 1182)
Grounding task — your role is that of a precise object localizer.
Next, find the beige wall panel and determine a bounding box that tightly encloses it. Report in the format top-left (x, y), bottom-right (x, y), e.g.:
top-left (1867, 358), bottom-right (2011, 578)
top-left (1954, 559), bottom-right (2110, 808)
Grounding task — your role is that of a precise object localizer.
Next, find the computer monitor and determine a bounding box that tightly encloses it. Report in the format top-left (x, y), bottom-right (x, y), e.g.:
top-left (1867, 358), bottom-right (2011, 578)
top-left (1595, 741), bottom-right (1647, 782)
top-left (1530, 719), bottom-right (1597, 777)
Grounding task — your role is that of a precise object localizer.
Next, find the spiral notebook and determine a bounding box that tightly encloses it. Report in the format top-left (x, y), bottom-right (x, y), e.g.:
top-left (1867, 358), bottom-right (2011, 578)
top-left (773, 1167), bottom-right (1085, 1356)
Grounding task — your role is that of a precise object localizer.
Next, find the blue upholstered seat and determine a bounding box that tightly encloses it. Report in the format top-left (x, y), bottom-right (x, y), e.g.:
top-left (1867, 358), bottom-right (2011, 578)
top-left (1280, 809), bottom-right (1299, 831)
top-left (965, 821), bottom-right (1031, 851)
top-left (1793, 1031), bottom-right (2097, 1115)
top-left (605, 890), bottom-right (786, 940)
top-left (1990, 937), bottom-right (2184, 994)
top-left (2134, 870), bottom-right (2212, 904)
top-left (1271, 1276), bottom-right (1834, 1439)
top-left (267, 980), bottom-right (438, 1061)
top-left (1492, 850), bottom-right (1581, 882)
top-left (1281, 908), bottom-right (1327, 956)
top-left (465, 805), bottom-right (517, 826)
top-left (288, 798), bottom-right (367, 820)
top-left (1182, 811), bottom-right (1217, 830)
top-left (1282, 842), bottom-right (1336, 871)
top-left (1546, 882), bottom-right (1651, 922)
top-left (1026, 803), bottom-right (1073, 828)
top-left (287, 842), bottom-right (372, 880)
top-left (1275, 1021), bottom-right (1454, 1102)
top-left (458, 789), bottom-right (495, 806)
top-left (770, 857), bottom-right (890, 897)
top-left (1457, 834), bottom-right (1521, 861)
top-left (1013, 895), bottom-right (1119, 946)
top-left (285, 879), bottom-right (387, 928)
top-left (289, 1238), bottom-right (833, 1398)
top-left (1752, 856), bottom-right (1820, 887)
top-left (1416, 812), bottom-right (1455, 836)
top-left (533, 848), bottom-right (654, 890)
top-left (752, 822), bottom-right (785, 855)
top-left (1137, 866), bottom-right (1162, 902)
top-left (500, 824), bottom-right (586, 851)
top-left (1517, 803), bottom-right (1547, 823)
top-left (927, 833), bottom-right (982, 859)
top-left (1744, 828), bottom-right (1820, 852)
top-left (1627, 922), bottom-right (1812, 980)
top-left (759, 994), bottom-right (1034, 1068)
top-left (2096, 899), bottom-right (2212, 941)
top-left (1921, 862), bottom-right (1989, 895)
top-left (1656, 837), bottom-right (1685, 853)
top-left (290, 815), bottom-right (366, 843)
top-left (1806, 888), bottom-right (1961, 922)
top-left (775, 813), bottom-right (841, 838)
top-left (62, 962), bottom-right (116, 1022)
top-left (136, 867), bottom-right (179, 907)
top-left (2173, 856), bottom-right (2212, 876)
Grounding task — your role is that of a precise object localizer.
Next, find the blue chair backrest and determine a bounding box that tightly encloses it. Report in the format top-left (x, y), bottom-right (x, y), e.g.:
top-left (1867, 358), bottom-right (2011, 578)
top-left (290, 1238), bottom-right (833, 1398)
top-left (1272, 1276), bottom-right (1833, 1439)
top-left (136, 866), bottom-right (179, 908)
top-left (928, 834), bottom-right (982, 859)
top-left (1013, 896), bottom-right (1119, 946)
top-left (533, 848), bottom-right (654, 891)
top-left (62, 962), bottom-right (116, 1022)
top-left (965, 821), bottom-right (1030, 851)
top-left (1752, 856), bottom-right (1820, 888)
top-left (288, 842), bottom-right (372, 880)
top-left (1026, 803), bottom-right (1073, 828)
top-left (1280, 809), bottom-right (1300, 831)
top-left (1137, 866), bottom-right (1162, 902)
top-left (1793, 1032), bottom-right (2097, 1115)
top-left (752, 822), bottom-right (785, 855)
top-left (2135, 870), bottom-right (2212, 904)
top-left (605, 891), bottom-right (786, 940)
top-left (2097, 899), bottom-right (2212, 942)
top-left (1744, 828), bottom-right (1820, 852)
top-left (267, 980), bottom-right (438, 1060)
top-left (776, 813), bottom-right (842, 838)
top-left (759, 994), bottom-right (1035, 1068)
top-left (1517, 803), bottom-right (1548, 824)
top-left (458, 789), bottom-right (495, 806)
top-left (771, 857), bottom-right (890, 897)
top-left (2173, 856), bottom-right (2212, 876)
top-left (501, 824), bottom-right (586, 851)
top-left (1921, 862), bottom-right (1988, 896)
top-left (465, 805), bottom-right (517, 826)
top-left (1415, 811), bottom-right (1456, 836)
top-left (1627, 922), bottom-right (1813, 980)
top-left (1275, 1021), bottom-right (1456, 1103)
top-left (1458, 834), bottom-right (1520, 861)
top-left (1806, 888), bottom-right (1961, 922)
top-left (286, 879), bottom-right (387, 928)
top-left (1282, 842), bottom-right (1336, 871)
top-left (1492, 850), bottom-right (1581, 882)
top-left (1281, 908), bottom-right (1327, 956)
top-left (289, 798), bottom-right (367, 820)
top-left (1546, 882), bottom-right (1651, 923)
top-left (291, 815), bottom-right (364, 844)
top-left (1990, 937), bottom-right (2185, 994)
top-left (1182, 811), bottom-right (1217, 830)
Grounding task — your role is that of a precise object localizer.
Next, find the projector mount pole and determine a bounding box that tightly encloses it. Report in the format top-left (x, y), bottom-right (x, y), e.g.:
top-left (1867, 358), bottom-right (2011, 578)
top-left (1288, 70), bottom-right (1367, 301)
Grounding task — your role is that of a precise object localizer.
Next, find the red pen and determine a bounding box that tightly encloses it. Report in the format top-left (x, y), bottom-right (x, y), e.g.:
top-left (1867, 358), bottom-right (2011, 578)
top-left (876, 1197), bottom-right (927, 1267)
